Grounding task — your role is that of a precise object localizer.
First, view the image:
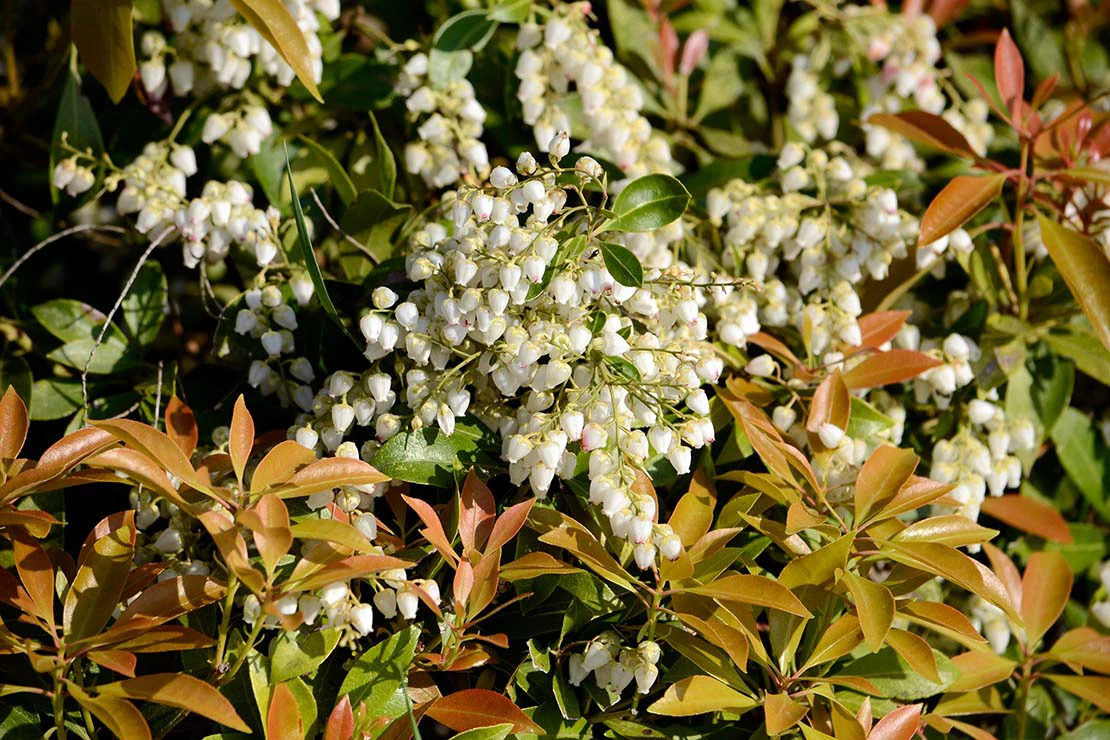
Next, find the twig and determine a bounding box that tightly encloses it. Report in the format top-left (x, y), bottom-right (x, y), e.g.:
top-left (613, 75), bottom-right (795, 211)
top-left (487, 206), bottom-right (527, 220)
top-left (153, 361), bottom-right (165, 431)
top-left (0, 189), bottom-right (41, 219)
top-left (309, 187), bottom-right (378, 262)
top-left (81, 227), bottom-right (174, 416)
top-left (0, 224), bottom-right (127, 291)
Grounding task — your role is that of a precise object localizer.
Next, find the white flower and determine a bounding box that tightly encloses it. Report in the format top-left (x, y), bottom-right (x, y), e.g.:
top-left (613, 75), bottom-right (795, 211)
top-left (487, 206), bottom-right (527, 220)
top-left (746, 354), bottom-right (777, 377)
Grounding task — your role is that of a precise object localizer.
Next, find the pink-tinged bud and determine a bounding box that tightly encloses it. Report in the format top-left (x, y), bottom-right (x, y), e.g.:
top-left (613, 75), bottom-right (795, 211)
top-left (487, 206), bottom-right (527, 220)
top-left (657, 19), bottom-right (679, 83)
top-left (679, 30), bottom-right (709, 76)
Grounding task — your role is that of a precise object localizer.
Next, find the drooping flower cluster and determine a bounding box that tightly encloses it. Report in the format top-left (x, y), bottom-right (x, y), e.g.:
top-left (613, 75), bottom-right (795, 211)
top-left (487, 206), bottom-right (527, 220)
top-left (291, 151), bottom-right (726, 566)
top-left (786, 9), bottom-right (994, 170)
top-left (397, 53), bottom-right (490, 189)
top-left (706, 143), bottom-right (917, 356)
top-left (514, 5), bottom-right (674, 180)
top-left (137, 0), bottom-right (338, 99)
top-left (567, 633), bottom-right (661, 698)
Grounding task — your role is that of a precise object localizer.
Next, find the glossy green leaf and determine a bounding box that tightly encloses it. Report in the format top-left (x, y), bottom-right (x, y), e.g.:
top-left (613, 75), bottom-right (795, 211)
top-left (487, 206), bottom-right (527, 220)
top-left (434, 10), bottom-right (498, 52)
top-left (839, 647), bottom-right (958, 700)
top-left (337, 625), bottom-right (419, 714)
top-left (269, 628), bottom-right (342, 683)
top-left (599, 242), bottom-right (644, 288)
top-left (122, 262), bottom-right (167, 346)
top-left (1051, 407), bottom-right (1110, 521)
top-left (603, 174), bottom-right (691, 233)
top-left (372, 420), bottom-right (497, 487)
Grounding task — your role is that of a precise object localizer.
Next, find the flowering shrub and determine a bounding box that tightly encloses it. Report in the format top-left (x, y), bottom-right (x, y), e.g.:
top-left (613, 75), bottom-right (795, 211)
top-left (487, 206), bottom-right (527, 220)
top-left (1, 0), bottom-right (1110, 738)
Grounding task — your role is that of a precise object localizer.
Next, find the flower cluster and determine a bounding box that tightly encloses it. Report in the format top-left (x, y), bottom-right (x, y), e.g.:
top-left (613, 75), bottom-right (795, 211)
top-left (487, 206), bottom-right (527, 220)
top-left (707, 143), bottom-right (917, 356)
top-left (397, 53), bottom-right (490, 188)
top-left (514, 5), bottom-right (674, 180)
top-left (137, 0), bottom-right (338, 99)
top-left (201, 103), bottom-right (274, 159)
top-left (235, 285), bottom-right (316, 406)
top-left (567, 633), bottom-right (661, 698)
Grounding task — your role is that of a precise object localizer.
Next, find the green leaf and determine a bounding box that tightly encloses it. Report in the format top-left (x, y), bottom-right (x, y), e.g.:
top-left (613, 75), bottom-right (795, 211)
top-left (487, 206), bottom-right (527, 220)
top-left (602, 174), bottom-right (691, 233)
top-left (285, 148), bottom-right (360, 348)
top-left (450, 725), bottom-right (515, 740)
top-left (71, 0), bottom-right (135, 103)
top-left (298, 136), bottom-right (358, 206)
top-left (51, 69), bottom-right (104, 204)
top-left (32, 299), bottom-right (109, 343)
top-left (528, 235), bottom-right (587, 300)
top-left (552, 669), bottom-right (580, 720)
top-left (1011, 0), bottom-right (1069, 83)
top-left (434, 10), bottom-right (498, 52)
top-left (122, 262), bottom-right (167, 346)
top-left (1044, 327), bottom-right (1110, 385)
top-left (846, 397), bottom-right (894, 440)
top-left (839, 647), bottom-right (958, 700)
top-left (489, 0), bottom-right (530, 23)
top-left (0, 705), bottom-right (42, 740)
top-left (371, 419), bottom-right (499, 487)
top-left (337, 626), bottom-right (419, 720)
top-left (47, 338), bottom-right (137, 375)
top-left (1037, 215), bottom-right (1110, 351)
top-left (368, 112), bottom-right (397, 200)
top-left (269, 628), bottom-right (342, 683)
top-left (693, 51), bottom-right (745, 123)
top-left (340, 189), bottom-right (411, 264)
top-left (0, 353), bottom-right (32, 409)
top-left (1051, 407), bottom-right (1110, 521)
top-left (30, 379), bottom-right (84, 421)
top-left (229, 0), bottom-right (323, 102)
top-left (428, 49), bottom-right (474, 88)
top-left (600, 242), bottom-right (644, 288)
top-left (1060, 720), bottom-right (1110, 740)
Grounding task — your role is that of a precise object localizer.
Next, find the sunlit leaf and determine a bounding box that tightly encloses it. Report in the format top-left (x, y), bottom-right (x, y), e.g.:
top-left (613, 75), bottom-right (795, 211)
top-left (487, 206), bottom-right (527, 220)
top-left (1037, 215), bottom-right (1110, 351)
top-left (918, 174), bottom-right (1005, 247)
top-left (647, 675), bottom-right (757, 716)
top-left (71, 0), bottom-right (135, 103)
top-left (426, 689), bottom-right (543, 734)
top-left (229, 0), bottom-right (323, 101)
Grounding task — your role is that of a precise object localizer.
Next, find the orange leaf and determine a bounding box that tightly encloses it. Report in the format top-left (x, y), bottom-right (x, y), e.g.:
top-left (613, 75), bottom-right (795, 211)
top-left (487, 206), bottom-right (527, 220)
top-left (885, 629), bottom-right (941, 684)
top-left (867, 111), bottom-right (977, 159)
top-left (918, 174), bottom-right (1005, 247)
top-left (1036, 215), bottom-right (1110, 351)
top-left (982, 542), bottom-right (1023, 614)
top-left (801, 614), bottom-right (863, 670)
top-left (684, 574), bottom-right (812, 617)
top-left (901, 601), bottom-right (987, 646)
top-left (243, 494), bottom-right (292, 578)
top-left (844, 572), bottom-right (895, 653)
top-left (110, 625), bottom-right (216, 653)
top-left (460, 468), bottom-right (496, 554)
top-left (98, 673), bottom-right (251, 733)
top-left (267, 682), bottom-right (304, 740)
top-left (64, 520), bottom-right (136, 643)
top-left (855, 311), bottom-right (912, 350)
top-left (324, 694), bottom-right (355, 740)
top-left (764, 692), bottom-right (808, 735)
top-left (1050, 627), bottom-right (1110, 674)
top-left (87, 649), bottom-right (137, 677)
top-left (867, 703), bottom-right (922, 740)
top-left (855, 445), bottom-right (919, 524)
top-left (928, 0), bottom-right (971, 28)
top-left (0, 427), bottom-right (117, 502)
top-left (164, 396), bottom-right (198, 458)
top-left (93, 419), bottom-right (207, 493)
top-left (948, 648), bottom-right (1018, 692)
top-left (277, 457), bottom-right (389, 498)
top-left (994, 28), bottom-right (1024, 113)
top-left (670, 468), bottom-right (717, 547)
top-left (885, 541), bottom-right (1019, 622)
top-left (498, 551), bottom-right (580, 581)
top-left (1021, 550), bottom-right (1071, 647)
top-left (467, 548), bottom-right (501, 620)
top-left (425, 689), bottom-right (543, 734)
top-left (9, 528), bottom-right (55, 626)
top-left (979, 495), bottom-right (1071, 543)
top-left (68, 686), bottom-right (151, 740)
top-left (402, 494), bottom-right (459, 567)
top-left (1045, 675), bottom-right (1110, 714)
top-left (251, 440), bottom-right (317, 493)
top-left (843, 350), bottom-right (942, 390)
top-left (229, 395), bottom-right (255, 485)
top-left (484, 498), bottom-right (534, 554)
top-left (0, 385), bottom-right (29, 468)
top-left (807, 370), bottom-right (850, 436)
